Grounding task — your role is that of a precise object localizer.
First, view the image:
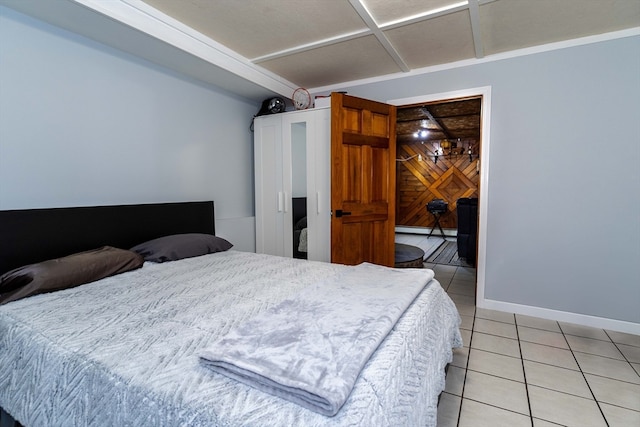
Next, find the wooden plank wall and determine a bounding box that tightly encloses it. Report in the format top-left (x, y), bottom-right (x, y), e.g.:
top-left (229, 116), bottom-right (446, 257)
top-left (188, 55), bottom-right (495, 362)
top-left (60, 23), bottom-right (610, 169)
top-left (396, 140), bottom-right (479, 230)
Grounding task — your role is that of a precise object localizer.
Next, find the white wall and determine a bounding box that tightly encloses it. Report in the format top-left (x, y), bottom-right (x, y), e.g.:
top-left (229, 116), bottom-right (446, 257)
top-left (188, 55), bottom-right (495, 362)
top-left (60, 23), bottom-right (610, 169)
top-left (0, 6), bottom-right (257, 251)
top-left (331, 35), bottom-right (640, 331)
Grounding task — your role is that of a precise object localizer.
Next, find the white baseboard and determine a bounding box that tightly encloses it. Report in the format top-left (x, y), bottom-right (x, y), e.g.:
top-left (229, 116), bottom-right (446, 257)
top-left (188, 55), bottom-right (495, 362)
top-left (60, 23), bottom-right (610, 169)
top-left (478, 298), bottom-right (640, 335)
top-left (395, 226), bottom-right (457, 237)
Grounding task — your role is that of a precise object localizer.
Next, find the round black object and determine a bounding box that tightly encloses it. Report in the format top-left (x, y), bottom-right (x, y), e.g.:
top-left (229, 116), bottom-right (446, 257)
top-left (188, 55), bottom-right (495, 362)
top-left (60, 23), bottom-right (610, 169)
top-left (257, 97), bottom-right (286, 116)
top-left (394, 243), bottom-right (425, 268)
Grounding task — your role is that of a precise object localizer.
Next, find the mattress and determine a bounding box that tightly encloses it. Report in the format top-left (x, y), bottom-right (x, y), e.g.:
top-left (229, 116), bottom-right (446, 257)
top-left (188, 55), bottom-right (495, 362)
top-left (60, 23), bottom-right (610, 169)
top-left (0, 250), bottom-right (462, 427)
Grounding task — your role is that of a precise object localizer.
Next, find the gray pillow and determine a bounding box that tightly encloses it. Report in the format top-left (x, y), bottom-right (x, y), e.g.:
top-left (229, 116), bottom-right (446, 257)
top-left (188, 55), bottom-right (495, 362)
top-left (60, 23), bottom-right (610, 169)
top-left (0, 246), bottom-right (144, 305)
top-left (130, 233), bottom-right (233, 263)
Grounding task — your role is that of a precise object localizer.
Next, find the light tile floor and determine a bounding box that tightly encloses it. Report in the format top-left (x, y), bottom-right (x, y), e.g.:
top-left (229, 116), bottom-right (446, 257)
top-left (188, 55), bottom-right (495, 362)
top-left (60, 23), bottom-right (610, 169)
top-left (427, 261), bottom-right (640, 427)
top-left (396, 234), bottom-right (640, 425)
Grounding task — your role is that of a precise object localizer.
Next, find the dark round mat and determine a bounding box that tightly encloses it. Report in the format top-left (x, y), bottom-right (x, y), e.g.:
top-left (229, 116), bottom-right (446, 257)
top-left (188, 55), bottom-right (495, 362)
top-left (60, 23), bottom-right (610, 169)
top-left (394, 243), bottom-right (425, 268)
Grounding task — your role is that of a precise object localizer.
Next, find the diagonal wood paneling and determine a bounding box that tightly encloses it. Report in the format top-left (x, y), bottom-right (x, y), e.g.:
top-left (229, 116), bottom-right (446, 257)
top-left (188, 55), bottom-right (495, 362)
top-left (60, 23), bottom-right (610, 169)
top-left (396, 140), bottom-right (479, 230)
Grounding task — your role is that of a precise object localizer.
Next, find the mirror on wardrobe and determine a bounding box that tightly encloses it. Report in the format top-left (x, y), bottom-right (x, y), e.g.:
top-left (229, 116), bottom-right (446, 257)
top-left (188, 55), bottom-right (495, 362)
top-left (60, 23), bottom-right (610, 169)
top-left (291, 122), bottom-right (308, 259)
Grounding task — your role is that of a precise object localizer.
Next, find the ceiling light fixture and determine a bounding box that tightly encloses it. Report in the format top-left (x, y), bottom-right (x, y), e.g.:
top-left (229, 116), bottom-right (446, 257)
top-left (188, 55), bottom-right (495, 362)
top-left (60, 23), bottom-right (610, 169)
top-left (413, 129), bottom-right (429, 139)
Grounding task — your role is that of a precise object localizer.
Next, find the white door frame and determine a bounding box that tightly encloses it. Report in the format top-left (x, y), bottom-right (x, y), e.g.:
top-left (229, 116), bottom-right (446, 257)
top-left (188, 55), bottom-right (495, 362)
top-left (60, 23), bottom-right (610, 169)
top-left (387, 86), bottom-right (492, 304)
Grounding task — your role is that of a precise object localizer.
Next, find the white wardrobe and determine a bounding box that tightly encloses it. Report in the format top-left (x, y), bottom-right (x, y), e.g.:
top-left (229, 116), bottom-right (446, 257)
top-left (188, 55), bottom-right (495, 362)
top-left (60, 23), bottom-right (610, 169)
top-left (254, 107), bottom-right (331, 262)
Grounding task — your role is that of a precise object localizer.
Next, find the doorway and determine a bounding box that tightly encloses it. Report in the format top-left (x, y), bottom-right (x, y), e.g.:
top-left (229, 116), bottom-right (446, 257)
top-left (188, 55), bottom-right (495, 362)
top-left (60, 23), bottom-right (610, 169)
top-left (388, 87), bottom-right (492, 303)
top-left (395, 97), bottom-right (481, 235)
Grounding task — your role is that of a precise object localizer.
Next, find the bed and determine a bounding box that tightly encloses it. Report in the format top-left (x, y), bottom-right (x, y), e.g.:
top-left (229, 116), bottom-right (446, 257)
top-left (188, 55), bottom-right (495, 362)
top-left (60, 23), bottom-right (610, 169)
top-left (0, 201), bottom-right (462, 427)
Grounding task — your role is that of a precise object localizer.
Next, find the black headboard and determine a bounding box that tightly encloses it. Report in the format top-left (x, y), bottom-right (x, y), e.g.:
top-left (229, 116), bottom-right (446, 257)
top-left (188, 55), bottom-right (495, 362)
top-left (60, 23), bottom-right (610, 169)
top-left (0, 201), bottom-right (214, 275)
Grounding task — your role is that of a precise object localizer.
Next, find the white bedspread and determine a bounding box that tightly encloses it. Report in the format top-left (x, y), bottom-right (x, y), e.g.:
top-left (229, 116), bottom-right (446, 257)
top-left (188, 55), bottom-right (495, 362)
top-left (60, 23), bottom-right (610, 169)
top-left (0, 251), bottom-right (462, 427)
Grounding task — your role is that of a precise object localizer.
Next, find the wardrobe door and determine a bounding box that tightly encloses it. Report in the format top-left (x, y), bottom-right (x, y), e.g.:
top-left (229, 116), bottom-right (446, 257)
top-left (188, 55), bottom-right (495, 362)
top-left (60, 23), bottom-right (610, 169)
top-left (254, 114), bottom-right (288, 257)
top-left (282, 112), bottom-right (306, 259)
top-left (306, 108), bottom-right (331, 262)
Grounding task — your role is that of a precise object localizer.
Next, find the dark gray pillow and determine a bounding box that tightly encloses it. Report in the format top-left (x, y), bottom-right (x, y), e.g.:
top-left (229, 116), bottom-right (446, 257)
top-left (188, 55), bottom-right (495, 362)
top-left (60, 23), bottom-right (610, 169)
top-left (130, 233), bottom-right (233, 263)
top-left (295, 216), bottom-right (307, 231)
top-left (0, 246), bottom-right (144, 305)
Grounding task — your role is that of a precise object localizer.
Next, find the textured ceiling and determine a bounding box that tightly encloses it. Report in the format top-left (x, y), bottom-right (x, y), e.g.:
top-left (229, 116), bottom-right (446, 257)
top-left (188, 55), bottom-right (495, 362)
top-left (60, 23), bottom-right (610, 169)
top-left (140, 0), bottom-right (640, 89)
top-left (1, 0), bottom-right (638, 101)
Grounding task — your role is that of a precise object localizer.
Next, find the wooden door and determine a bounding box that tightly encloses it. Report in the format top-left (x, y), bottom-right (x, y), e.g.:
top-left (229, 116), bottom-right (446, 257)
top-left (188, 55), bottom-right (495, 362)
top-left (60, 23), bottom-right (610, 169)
top-left (331, 93), bottom-right (397, 267)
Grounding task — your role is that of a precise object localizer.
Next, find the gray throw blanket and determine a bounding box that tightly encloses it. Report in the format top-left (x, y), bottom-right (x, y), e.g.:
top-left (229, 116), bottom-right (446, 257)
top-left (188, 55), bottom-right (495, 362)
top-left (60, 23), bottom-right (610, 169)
top-left (200, 262), bottom-right (434, 416)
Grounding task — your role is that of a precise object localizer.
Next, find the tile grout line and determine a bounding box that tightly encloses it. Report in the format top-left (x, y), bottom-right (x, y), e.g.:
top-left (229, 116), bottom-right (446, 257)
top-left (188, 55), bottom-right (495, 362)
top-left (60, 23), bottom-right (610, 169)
top-left (455, 265), bottom-right (475, 427)
top-left (513, 314), bottom-right (535, 427)
top-left (559, 324), bottom-right (610, 427)
top-left (603, 330), bottom-right (640, 381)
top-left (457, 397), bottom-right (540, 421)
top-left (457, 301), bottom-right (536, 424)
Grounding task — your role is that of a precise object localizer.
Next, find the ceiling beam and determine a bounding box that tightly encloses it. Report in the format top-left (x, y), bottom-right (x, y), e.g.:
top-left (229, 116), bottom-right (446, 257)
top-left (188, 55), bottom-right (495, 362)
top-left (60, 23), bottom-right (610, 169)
top-left (379, 1), bottom-right (469, 30)
top-left (251, 29), bottom-right (371, 63)
top-left (468, 0), bottom-right (484, 58)
top-left (251, 0), bottom-right (492, 67)
top-left (421, 107), bottom-right (453, 140)
top-left (2, 0), bottom-right (298, 99)
top-left (348, 0), bottom-right (410, 72)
